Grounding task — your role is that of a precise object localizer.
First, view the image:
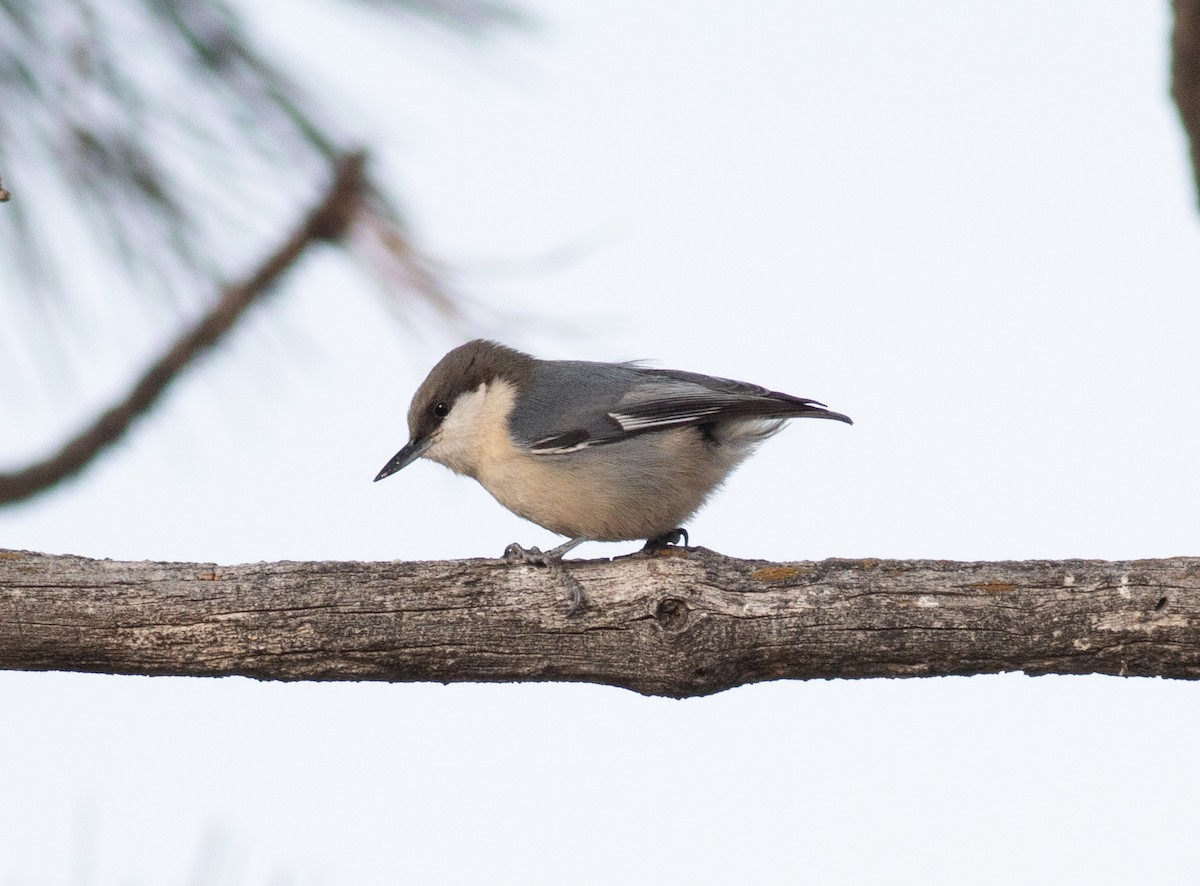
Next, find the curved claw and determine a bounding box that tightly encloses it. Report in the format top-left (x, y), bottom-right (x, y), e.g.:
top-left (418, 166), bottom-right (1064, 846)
top-left (503, 543), bottom-right (547, 565)
top-left (641, 527), bottom-right (690, 554)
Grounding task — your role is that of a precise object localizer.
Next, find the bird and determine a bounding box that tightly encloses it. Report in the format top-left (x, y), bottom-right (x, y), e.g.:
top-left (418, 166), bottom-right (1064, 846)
top-left (374, 339), bottom-right (852, 562)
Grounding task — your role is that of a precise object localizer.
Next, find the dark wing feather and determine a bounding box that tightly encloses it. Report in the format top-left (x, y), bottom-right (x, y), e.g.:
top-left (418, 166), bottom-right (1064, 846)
top-left (528, 427), bottom-right (592, 453)
top-left (511, 361), bottom-right (851, 454)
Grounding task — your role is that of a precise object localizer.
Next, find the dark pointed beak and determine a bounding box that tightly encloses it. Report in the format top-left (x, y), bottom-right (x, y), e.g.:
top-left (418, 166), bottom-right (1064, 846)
top-left (374, 437), bottom-right (432, 482)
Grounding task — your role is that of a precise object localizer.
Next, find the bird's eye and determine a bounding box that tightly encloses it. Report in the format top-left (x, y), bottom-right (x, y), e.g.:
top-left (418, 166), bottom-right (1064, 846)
top-left (433, 401), bottom-right (450, 419)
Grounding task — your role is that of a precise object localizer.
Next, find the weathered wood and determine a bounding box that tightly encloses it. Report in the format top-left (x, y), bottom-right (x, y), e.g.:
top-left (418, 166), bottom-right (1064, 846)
top-left (1, 548), bottom-right (1197, 697)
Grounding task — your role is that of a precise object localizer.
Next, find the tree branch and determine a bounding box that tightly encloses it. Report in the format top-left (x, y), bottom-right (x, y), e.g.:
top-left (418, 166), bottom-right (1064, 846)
top-left (0, 151), bottom-right (368, 506)
top-left (1173, 0), bottom-right (1200, 207)
top-left (2, 548), bottom-right (1197, 698)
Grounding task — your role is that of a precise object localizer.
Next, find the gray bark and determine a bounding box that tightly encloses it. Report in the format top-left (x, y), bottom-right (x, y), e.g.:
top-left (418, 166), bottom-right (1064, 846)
top-left (1, 548), bottom-right (1197, 698)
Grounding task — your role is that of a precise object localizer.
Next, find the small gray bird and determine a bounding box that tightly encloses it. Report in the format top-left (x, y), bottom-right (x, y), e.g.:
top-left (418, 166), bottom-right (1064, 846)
top-left (375, 340), bottom-right (851, 558)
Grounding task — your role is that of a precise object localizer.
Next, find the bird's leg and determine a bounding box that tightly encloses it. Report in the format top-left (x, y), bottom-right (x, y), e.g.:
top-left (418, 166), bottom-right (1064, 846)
top-left (502, 536), bottom-right (585, 562)
top-left (546, 537), bottom-right (586, 558)
top-left (641, 527), bottom-right (689, 554)
top-left (502, 537), bottom-right (589, 615)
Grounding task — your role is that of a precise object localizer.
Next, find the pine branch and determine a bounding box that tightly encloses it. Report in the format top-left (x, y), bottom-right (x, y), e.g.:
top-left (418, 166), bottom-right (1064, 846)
top-left (2, 548), bottom-right (1196, 698)
top-left (1173, 0), bottom-right (1200, 207)
top-left (0, 152), bottom-right (367, 505)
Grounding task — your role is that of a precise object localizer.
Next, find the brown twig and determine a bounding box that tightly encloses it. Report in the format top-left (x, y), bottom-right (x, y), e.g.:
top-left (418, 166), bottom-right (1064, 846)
top-left (1173, 0), bottom-right (1200, 207)
top-left (0, 151), bottom-right (368, 505)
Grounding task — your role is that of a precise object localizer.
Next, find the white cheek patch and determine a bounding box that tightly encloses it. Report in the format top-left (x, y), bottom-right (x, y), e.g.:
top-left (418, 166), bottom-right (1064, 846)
top-left (422, 381), bottom-right (518, 476)
top-left (439, 386), bottom-right (489, 439)
top-left (424, 385), bottom-right (488, 471)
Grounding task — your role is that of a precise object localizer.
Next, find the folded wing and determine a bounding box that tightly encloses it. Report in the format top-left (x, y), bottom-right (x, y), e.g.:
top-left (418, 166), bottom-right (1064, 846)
top-left (511, 361), bottom-right (851, 455)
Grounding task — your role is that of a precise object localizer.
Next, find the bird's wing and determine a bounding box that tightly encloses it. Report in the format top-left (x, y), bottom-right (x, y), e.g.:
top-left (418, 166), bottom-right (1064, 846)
top-left (510, 362), bottom-right (850, 455)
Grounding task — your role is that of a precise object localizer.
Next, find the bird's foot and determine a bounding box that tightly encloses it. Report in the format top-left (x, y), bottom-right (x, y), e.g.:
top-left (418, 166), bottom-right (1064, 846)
top-left (641, 527), bottom-right (690, 555)
top-left (502, 540), bottom-right (588, 616)
top-left (503, 542), bottom-right (550, 565)
top-left (502, 535), bottom-right (584, 564)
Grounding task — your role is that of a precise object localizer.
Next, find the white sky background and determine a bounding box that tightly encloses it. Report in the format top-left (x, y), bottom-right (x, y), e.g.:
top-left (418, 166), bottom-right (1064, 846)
top-left (2, 1), bottom-right (1200, 883)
